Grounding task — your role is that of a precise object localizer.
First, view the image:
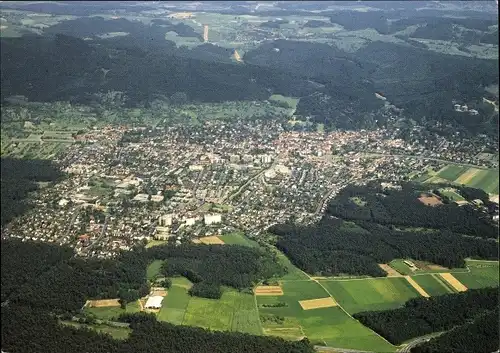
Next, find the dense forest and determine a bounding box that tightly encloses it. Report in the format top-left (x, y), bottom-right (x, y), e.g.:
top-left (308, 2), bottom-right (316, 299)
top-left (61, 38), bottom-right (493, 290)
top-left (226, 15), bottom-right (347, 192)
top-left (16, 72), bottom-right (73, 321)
top-left (0, 157), bottom-right (64, 226)
top-left (1, 305), bottom-right (315, 353)
top-left (326, 182), bottom-right (498, 239)
top-left (411, 308), bottom-right (499, 353)
top-left (0, 34), bottom-right (315, 105)
top-left (353, 287), bottom-right (499, 345)
top-left (269, 217), bottom-right (497, 277)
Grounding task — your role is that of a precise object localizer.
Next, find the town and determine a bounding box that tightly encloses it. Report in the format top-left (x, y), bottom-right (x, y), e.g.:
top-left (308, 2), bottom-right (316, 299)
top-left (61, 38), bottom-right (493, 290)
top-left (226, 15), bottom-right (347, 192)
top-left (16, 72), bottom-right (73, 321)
top-left (2, 116), bottom-right (498, 259)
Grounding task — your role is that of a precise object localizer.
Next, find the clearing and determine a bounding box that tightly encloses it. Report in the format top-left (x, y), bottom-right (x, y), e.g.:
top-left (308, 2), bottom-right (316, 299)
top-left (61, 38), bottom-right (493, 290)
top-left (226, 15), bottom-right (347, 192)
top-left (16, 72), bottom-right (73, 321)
top-left (198, 236), bottom-right (225, 245)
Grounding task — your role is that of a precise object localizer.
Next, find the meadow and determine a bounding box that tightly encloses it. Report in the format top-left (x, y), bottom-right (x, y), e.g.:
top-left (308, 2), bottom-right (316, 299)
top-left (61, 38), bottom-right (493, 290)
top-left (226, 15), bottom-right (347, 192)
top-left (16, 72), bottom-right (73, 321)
top-left (418, 165), bottom-right (499, 195)
top-left (453, 260), bottom-right (499, 289)
top-left (60, 321), bottom-right (131, 340)
top-left (146, 260), bottom-right (164, 281)
top-left (218, 232), bottom-right (259, 247)
top-left (318, 277), bottom-right (421, 314)
top-left (411, 274), bottom-right (455, 296)
top-left (84, 301), bottom-right (141, 321)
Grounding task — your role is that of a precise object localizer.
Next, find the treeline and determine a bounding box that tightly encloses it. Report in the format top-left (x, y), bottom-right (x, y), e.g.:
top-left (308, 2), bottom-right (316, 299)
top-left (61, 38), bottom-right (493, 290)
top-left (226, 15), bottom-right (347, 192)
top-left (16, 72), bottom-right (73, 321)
top-left (353, 287), bottom-right (499, 345)
top-left (150, 243), bottom-right (285, 298)
top-left (0, 157), bottom-right (64, 226)
top-left (1, 305), bottom-right (315, 353)
top-left (411, 308), bottom-right (499, 353)
top-left (269, 216), bottom-right (497, 277)
top-left (326, 182), bottom-right (498, 239)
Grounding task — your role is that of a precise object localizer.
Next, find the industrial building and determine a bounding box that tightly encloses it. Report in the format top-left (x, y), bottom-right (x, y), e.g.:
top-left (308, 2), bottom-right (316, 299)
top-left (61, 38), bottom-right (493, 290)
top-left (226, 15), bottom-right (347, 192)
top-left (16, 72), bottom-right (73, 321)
top-left (144, 296), bottom-right (164, 309)
top-left (204, 213), bottom-right (222, 225)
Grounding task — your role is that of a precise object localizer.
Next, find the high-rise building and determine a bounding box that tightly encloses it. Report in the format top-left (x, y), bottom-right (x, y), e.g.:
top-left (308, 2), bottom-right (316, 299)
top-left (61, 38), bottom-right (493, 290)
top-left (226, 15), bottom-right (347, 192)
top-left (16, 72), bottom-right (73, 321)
top-left (203, 24), bottom-right (209, 42)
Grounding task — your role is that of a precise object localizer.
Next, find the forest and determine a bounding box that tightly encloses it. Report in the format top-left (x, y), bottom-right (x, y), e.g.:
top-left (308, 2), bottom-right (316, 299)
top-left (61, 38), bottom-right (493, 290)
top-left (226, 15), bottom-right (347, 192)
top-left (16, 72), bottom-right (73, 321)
top-left (269, 216), bottom-right (497, 277)
top-left (411, 308), bottom-right (499, 353)
top-left (353, 287), bottom-right (499, 345)
top-left (1, 305), bottom-right (315, 353)
top-left (0, 157), bottom-right (64, 226)
top-left (150, 243), bottom-right (285, 297)
top-left (326, 182), bottom-right (498, 239)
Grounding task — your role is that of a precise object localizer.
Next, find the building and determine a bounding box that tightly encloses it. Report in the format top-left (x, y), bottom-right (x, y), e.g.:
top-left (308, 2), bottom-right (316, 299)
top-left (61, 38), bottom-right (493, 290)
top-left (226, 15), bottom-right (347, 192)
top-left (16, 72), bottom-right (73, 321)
top-left (133, 193), bottom-right (149, 202)
top-left (151, 195), bottom-right (164, 202)
top-left (158, 214), bottom-right (173, 227)
top-left (204, 213), bottom-right (222, 225)
top-left (203, 24), bottom-right (209, 42)
top-left (145, 296), bottom-right (164, 309)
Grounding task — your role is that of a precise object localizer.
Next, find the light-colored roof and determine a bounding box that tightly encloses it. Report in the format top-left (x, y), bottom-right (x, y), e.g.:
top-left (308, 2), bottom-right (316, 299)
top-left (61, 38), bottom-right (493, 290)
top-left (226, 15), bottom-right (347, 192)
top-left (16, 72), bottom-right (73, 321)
top-left (145, 296), bottom-right (164, 308)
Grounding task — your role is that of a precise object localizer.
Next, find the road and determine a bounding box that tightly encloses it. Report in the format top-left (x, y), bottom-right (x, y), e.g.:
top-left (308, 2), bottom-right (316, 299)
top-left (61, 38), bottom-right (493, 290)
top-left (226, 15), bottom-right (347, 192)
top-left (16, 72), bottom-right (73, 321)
top-left (314, 345), bottom-right (374, 353)
top-left (225, 160), bottom-right (277, 202)
top-left (397, 333), bottom-right (444, 353)
top-left (80, 215), bottom-right (109, 255)
top-left (362, 152), bottom-right (495, 170)
top-left (56, 204), bottom-right (84, 242)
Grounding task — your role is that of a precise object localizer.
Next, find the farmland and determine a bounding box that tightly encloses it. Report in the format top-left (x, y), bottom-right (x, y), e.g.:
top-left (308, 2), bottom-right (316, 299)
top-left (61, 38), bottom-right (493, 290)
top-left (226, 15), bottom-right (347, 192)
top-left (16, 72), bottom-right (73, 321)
top-left (318, 277), bottom-right (421, 314)
top-left (60, 321), bottom-right (131, 340)
top-left (411, 274), bottom-right (455, 296)
top-left (146, 260), bottom-right (164, 281)
top-left (218, 232), bottom-right (259, 247)
top-left (418, 165), bottom-right (499, 194)
top-left (453, 260), bottom-right (499, 289)
top-left (388, 259), bottom-right (468, 276)
top-left (84, 301), bottom-right (141, 321)
top-left (257, 280), bottom-right (397, 351)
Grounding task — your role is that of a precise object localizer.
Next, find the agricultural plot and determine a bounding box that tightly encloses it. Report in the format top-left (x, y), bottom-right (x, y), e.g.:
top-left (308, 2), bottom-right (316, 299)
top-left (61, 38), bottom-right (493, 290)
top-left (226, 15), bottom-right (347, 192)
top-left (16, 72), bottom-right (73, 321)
top-left (438, 188), bottom-right (465, 202)
top-left (84, 301), bottom-right (140, 321)
top-left (410, 275), bottom-right (454, 296)
top-left (268, 94), bottom-right (300, 110)
top-left (453, 260), bottom-right (499, 289)
top-left (183, 289), bottom-right (262, 334)
top-left (257, 280), bottom-right (396, 351)
top-left (158, 279), bottom-right (261, 335)
top-left (198, 236), bottom-right (225, 245)
top-left (432, 166), bottom-right (500, 194)
top-left (389, 259), bottom-right (466, 276)
top-left (145, 240), bottom-right (168, 248)
top-left (439, 273), bottom-right (468, 292)
top-left (218, 232), bottom-right (259, 247)
top-left (319, 277), bottom-right (421, 314)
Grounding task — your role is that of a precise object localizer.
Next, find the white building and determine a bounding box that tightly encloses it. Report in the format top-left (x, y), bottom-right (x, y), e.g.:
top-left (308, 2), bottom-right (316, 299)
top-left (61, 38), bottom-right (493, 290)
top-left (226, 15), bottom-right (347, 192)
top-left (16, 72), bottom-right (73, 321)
top-left (204, 213), bottom-right (222, 225)
top-left (158, 214), bottom-right (173, 226)
top-left (145, 296), bottom-right (164, 309)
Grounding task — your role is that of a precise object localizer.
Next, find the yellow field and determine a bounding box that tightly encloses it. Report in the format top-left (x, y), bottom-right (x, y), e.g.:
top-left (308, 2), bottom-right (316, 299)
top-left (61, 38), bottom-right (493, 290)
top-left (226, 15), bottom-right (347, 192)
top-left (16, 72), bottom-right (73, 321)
top-left (150, 288), bottom-right (168, 296)
top-left (440, 273), bottom-right (468, 292)
top-left (88, 299), bottom-right (121, 307)
top-left (404, 276), bottom-right (430, 297)
top-left (254, 286), bottom-right (284, 296)
top-left (198, 236), bottom-right (225, 245)
top-left (379, 264), bottom-right (403, 277)
top-left (455, 168), bottom-right (482, 185)
top-left (298, 297), bottom-right (337, 310)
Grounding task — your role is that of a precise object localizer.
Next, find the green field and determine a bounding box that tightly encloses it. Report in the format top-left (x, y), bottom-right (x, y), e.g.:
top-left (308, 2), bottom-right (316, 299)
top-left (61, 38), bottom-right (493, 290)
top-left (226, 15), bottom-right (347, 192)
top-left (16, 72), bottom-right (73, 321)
top-left (158, 278), bottom-right (262, 335)
top-left (257, 280), bottom-right (396, 351)
top-left (453, 260), bottom-right (499, 289)
top-left (145, 240), bottom-right (168, 248)
top-left (436, 165), bottom-right (468, 181)
top-left (146, 260), bottom-right (164, 281)
top-left (411, 274), bottom-right (454, 296)
top-left (218, 232), bottom-right (259, 247)
top-left (319, 278), bottom-right (421, 314)
top-left (60, 321), bottom-right (131, 339)
top-left (84, 301), bottom-right (140, 321)
top-left (389, 259), bottom-right (468, 276)
top-left (438, 188), bottom-right (465, 202)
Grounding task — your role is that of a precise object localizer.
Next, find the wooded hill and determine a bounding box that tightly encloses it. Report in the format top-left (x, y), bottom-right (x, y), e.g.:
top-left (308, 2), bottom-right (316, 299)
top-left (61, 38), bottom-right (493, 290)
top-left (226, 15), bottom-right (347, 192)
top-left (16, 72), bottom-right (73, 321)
top-left (268, 182), bottom-right (498, 277)
top-left (353, 287), bottom-right (499, 345)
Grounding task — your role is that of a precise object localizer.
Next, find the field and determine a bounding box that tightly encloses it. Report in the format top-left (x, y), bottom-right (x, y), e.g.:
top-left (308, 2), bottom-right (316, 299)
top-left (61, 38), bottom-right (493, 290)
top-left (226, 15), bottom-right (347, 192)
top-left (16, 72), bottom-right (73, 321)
top-left (145, 240), bottom-right (168, 248)
top-left (439, 273), bottom-right (468, 292)
top-left (404, 276), bottom-right (430, 297)
top-left (453, 260), bottom-right (499, 289)
top-left (417, 194), bottom-right (443, 207)
top-left (411, 274), bottom-right (456, 296)
top-left (257, 280), bottom-right (396, 351)
top-left (84, 301), bottom-right (141, 321)
top-left (268, 94), bottom-right (300, 110)
top-left (438, 188), bottom-right (465, 202)
top-left (88, 299), bottom-right (121, 308)
top-left (298, 297), bottom-right (337, 310)
top-left (388, 259), bottom-right (466, 276)
top-left (157, 277), bottom-right (262, 335)
top-left (146, 260), bottom-right (164, 280)
top-left (255, 286), bottom-right (284, 296)
top-left (418, 165), bottom-right (499, 195)
top-left (378, 264), bottom-right (402, 277)
top-left (218, 232), bottom-right (259, 247)
top-left (198, 236), bottom-right (225, 245)
top-left (60, 321), bottom-right (131, 340)
top-left (319, 277), bottom-right (422, 314)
